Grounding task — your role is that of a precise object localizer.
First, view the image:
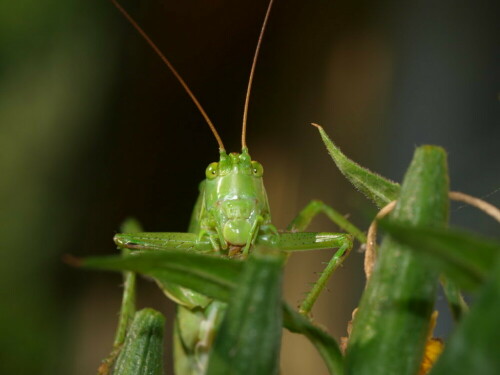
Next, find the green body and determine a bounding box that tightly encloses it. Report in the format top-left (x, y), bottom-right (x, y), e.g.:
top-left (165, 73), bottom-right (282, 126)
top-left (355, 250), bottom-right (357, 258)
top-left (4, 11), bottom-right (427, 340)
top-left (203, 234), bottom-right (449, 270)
top-left (114, 148), bottom-right (359, 374)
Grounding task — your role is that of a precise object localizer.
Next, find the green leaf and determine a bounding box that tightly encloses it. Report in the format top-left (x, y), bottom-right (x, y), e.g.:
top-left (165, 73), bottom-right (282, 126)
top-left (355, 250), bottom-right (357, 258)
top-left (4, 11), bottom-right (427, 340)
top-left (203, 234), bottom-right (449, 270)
top-left (379, 220), bottom-right (500, 290)
top-left (82, 250), bottom-right (243, 302)
top-left (430, 257), bottom-right (500, 375)
top-left (313, 124), bottom-right (400, 207)
top-left (440, 276), bottom-right (469, 321)
top-left (83, 249), bottom-right (345, 374)
top-left (207, 248), bottom-right (285, 375)
top-left (315, 125), bottom-right (467, 322)
top-left (346, 146), bottom-right (449, 375)
top-left (112, 308), bottom-right (165, 375)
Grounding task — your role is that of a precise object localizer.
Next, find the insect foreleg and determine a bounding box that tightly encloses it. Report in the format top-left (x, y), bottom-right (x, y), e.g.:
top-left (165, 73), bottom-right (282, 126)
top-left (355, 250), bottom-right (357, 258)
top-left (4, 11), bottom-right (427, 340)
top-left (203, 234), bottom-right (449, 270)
top-left (114, 232), bottom-right (214, 253)
top-left (197, 227), bottom-right (222, 253)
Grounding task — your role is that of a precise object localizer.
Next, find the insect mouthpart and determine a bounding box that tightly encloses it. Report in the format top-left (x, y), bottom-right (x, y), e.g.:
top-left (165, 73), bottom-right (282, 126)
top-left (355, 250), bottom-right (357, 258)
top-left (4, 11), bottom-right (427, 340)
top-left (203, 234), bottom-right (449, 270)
top-left (223, 219), bottom-right (252, 246)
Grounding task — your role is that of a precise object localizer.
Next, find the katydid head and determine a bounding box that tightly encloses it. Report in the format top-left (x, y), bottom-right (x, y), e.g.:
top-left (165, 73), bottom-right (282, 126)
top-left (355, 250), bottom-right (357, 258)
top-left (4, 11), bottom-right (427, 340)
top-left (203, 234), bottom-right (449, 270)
top-left (205, 148), bottom-right (263, 179)
top-left (203, 148), bottom-right (271, 250)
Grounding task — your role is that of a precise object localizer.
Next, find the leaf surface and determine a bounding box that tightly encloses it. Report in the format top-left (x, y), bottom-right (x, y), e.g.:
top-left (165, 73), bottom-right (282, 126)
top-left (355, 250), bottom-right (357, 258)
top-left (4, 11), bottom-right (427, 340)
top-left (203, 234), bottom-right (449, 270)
top-left (207, 249), bottom-right (285, 375)
top-left (346, 146), bottom-right (449, 375)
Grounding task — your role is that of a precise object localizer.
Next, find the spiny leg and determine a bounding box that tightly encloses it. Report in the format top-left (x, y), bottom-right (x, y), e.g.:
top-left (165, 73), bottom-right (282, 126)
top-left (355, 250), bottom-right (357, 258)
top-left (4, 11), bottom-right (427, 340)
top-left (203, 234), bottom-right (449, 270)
top-left (286, 200), bottom-right (366, 315)
top-left (287, 199), bottom-right (366, 243)
top-left (299, 237), bottom-right (352, 315)
top-left (278, 233), bottom-right (353, 315)
top-left (114, 232), bottom-right (214, 253)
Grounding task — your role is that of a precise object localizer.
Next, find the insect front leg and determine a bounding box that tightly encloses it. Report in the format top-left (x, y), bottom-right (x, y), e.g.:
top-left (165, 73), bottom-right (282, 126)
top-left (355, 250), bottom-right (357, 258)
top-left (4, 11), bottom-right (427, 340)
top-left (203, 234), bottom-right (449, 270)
top-left (198, 215), bottom-right (228, 253)
top-left (114, 232), bottom-right (214, 253)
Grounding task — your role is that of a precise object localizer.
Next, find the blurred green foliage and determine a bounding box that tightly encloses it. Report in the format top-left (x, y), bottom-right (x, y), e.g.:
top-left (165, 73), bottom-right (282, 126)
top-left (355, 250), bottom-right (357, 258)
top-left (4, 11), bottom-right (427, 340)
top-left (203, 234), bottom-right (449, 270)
top-left (0, 0), bottom-right (119, 373)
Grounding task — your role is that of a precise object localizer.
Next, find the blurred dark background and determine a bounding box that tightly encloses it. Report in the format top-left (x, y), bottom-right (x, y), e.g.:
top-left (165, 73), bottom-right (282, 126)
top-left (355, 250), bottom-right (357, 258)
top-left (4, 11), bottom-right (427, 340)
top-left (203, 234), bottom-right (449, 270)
top-left (1, 0), bottom-right (498, 374)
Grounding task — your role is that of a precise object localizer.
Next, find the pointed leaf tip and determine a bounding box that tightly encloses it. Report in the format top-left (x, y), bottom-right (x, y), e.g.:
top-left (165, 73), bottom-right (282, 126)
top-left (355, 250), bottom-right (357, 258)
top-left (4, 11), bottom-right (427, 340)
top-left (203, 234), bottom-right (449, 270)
top-left (314, 124), bottom-right (400, 208)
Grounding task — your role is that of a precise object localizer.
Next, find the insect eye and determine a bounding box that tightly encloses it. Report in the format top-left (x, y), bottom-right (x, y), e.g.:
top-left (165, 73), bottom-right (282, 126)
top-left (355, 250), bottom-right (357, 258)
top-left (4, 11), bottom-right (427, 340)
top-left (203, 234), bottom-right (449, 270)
top-left (205, 162), bottom-right (219, 179)
top-left (251, 161), bottom-right (263, 177)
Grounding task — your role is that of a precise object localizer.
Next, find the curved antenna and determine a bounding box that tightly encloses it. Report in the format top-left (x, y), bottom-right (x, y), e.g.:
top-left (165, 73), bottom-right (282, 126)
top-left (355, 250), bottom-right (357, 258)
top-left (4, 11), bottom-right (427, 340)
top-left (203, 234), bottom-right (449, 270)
top-left (110, 0), bottom-right (225, 151)
top-left (241, 0), bottom-right (275, 149)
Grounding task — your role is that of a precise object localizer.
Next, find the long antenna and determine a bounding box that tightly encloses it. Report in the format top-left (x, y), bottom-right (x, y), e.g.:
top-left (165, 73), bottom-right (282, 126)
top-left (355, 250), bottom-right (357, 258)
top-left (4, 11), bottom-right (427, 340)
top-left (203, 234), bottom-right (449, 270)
top-left (241, 0), bottom-right (275, 149)
top-left (110, 0), bottom-right (225, 151)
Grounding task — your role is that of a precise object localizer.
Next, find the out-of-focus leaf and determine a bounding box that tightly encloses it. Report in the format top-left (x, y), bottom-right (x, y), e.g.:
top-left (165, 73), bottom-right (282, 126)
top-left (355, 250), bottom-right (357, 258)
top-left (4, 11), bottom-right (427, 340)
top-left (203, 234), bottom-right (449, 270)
top-left (379, 220), bottom-right (500, 290)
top-left (440, 276), bottom-right (469, 321)
top-left (82, 249), bottom-right (345, 374)
top-left (207, 248), bottom-right (285, 375)
top-left (346, 146), bottom-right (449, 375)
top-left (430, 258), bottom-right (500, 375)
top-left (313, 124), bottom-right (400, 208)
top-left (112, 308), bottom-right (165, 375)
top-left (82, 250), bottom-right (243, 302)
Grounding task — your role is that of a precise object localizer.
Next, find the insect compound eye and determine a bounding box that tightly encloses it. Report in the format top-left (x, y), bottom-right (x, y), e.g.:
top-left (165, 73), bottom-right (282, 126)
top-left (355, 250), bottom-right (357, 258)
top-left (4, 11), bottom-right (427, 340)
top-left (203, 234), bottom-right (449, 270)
top-left (251, 161), bottom-right (264, 177)
top-left (205, 162), bottom-right (219, 179)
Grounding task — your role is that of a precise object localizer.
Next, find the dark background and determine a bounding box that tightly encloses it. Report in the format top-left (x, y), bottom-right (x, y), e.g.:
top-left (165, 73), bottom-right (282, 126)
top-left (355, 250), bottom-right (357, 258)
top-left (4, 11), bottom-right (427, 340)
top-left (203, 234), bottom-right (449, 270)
top-left (1, 0), bottom-right (498, 373)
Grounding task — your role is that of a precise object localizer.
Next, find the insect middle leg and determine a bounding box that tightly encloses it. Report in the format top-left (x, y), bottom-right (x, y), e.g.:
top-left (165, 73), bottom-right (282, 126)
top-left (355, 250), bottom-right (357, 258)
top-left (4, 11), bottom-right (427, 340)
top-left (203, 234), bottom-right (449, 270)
top-left (285, 200), bottom-right (366, 315)
top-left (287, 199), bottom-right (366, 243)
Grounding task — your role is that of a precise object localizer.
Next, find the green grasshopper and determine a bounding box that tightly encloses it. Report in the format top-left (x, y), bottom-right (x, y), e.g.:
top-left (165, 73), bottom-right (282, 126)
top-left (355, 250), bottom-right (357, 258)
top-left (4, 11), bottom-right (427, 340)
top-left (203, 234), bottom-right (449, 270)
top-left (109, 0), bottom-right (366, 373)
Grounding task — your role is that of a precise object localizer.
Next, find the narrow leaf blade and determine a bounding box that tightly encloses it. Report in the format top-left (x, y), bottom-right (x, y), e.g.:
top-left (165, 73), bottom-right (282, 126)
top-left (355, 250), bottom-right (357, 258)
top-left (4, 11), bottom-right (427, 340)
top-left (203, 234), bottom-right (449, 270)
top-left (112, 308), bottom-right (165, 375)
top-left (314, 124), bottom-right (400, 207)
top-left (83, 251), bottom-right (344, 373)
top-left (82, 250), bottom-right (243, 302)
top-left (379, 220), bottom-right (500, 290)
top-left (430, 257), bottom-right (500, 375)
top-left (207, 248), bottom-right (285, 375)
